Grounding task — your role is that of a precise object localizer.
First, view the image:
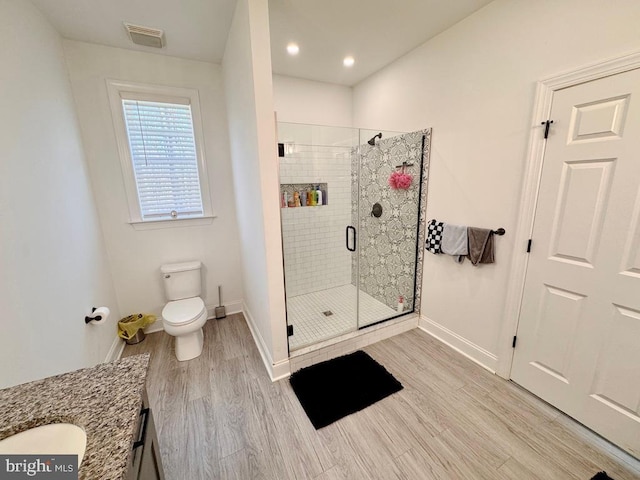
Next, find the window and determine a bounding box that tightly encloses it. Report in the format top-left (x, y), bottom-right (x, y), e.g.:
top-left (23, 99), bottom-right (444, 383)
top-left (107, 80), bottom-right (213, 226)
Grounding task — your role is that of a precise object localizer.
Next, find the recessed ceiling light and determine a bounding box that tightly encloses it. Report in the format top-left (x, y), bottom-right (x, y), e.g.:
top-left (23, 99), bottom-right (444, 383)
top-left (287, 43), bottom-right (300, 55)
top-left (343, 56), bottom-right (355, 67)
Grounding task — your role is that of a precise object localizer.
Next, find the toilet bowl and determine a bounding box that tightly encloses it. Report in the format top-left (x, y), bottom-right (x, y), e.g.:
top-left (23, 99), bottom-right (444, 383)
top-left (160, 261), bottom-right (207, 361)
top-left (162, 296), bottom-right (208, 361)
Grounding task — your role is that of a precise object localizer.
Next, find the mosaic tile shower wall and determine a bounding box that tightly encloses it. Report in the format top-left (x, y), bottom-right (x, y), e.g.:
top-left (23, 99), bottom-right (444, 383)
top-left (351, 130), bottom-right (431, 314)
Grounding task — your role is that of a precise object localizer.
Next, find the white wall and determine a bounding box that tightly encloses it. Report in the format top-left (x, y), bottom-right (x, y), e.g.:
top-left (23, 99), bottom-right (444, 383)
top-left (352, 0), bottom-right (640, 371)
top-left (223, 0), bottom-right (288, 378)
top-left (63, 41), bottom-right (244, 321)
top-left (273, 75), bottom-right (353, 127)
top-left (0, 0), bottom-right (119, 388)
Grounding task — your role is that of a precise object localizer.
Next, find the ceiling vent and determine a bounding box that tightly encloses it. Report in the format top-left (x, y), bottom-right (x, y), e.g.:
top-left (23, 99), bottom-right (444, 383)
top-left (124, 23), bottom-right (165, 48)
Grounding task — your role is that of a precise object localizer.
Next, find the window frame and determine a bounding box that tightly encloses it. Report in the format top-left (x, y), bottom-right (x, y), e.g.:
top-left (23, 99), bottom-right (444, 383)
top-left (106, 79), bottom-right (214, 229)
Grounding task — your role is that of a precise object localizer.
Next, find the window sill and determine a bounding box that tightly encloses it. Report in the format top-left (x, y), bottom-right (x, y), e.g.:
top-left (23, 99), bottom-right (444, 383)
top-left (129, 215), bottom-right (215, 231)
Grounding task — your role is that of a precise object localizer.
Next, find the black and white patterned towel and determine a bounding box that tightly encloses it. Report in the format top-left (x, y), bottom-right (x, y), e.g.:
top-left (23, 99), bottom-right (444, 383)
top-left (426, 219), bottom-right (444, 254)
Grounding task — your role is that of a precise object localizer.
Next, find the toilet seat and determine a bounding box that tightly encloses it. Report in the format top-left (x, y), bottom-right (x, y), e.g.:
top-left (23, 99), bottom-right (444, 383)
top-left (162, 297), bottom-right (205, 326)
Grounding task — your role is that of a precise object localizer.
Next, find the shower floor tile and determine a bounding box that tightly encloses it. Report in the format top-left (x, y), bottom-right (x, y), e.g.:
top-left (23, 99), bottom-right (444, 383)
top-left (287, 284), bottom-right (397, 351)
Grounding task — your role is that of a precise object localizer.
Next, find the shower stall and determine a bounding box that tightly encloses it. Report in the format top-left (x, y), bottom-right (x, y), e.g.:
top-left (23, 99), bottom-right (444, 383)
top-left (278, 122), bottom-right (430, 351)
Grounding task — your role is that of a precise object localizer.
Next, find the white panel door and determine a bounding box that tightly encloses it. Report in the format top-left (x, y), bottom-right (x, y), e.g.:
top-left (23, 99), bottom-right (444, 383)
top-left (511, 68), bottom-right (640, 457)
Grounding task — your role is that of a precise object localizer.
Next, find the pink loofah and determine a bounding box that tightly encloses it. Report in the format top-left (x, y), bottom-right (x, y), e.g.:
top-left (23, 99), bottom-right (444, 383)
top-left (388, 171), bottom-right (413, 189)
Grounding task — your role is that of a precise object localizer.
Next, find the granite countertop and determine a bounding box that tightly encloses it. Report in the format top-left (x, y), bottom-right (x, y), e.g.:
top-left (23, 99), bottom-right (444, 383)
top-left (0, 354), bottom-right (150, 480)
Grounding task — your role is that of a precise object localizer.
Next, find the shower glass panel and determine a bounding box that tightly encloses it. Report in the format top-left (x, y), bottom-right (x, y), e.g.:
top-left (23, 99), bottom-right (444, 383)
top-left (278, 123), bottom-right (423, 352)
top-left (356, 129), bottom-right (424, 328)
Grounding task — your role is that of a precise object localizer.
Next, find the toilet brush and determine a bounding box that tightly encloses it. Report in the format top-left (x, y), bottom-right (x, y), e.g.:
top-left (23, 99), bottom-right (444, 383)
top-left (215, 285), bottom-right (226, 319)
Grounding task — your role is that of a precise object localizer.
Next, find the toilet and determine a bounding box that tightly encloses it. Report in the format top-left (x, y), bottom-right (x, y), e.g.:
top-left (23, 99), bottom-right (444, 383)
top-left (161, 261), bottom-right (208, 361)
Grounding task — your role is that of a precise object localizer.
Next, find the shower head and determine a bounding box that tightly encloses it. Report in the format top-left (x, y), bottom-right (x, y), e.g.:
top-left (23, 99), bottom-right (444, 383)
top-left (367, 132), bottom-right (382, 146)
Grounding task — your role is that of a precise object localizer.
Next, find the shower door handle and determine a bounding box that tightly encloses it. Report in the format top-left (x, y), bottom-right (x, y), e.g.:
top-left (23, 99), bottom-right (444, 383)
top-left (346, 226), bottom-right (356, 252)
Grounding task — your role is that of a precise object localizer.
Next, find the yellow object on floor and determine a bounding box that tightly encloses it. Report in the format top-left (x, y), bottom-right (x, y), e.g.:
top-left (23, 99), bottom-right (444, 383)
top-left (118, 313), bottom-right (156, 340)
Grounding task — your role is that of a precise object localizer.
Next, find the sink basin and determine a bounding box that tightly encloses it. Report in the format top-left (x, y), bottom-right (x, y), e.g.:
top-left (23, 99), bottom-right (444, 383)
top-left (0, 424), bottom-right (87, 465)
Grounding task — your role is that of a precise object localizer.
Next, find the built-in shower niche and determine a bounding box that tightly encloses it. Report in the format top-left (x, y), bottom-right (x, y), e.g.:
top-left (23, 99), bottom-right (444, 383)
top-left (280, 183), bottom-right (328, 208)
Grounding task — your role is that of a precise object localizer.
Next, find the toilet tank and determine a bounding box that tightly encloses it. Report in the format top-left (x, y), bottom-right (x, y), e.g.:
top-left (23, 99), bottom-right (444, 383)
top-left (161, 261), bottom-right (202, 301)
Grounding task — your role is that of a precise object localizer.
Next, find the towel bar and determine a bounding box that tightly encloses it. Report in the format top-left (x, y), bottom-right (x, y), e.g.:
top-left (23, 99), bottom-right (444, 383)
top-left (491, 228), bottom-right (506, 236)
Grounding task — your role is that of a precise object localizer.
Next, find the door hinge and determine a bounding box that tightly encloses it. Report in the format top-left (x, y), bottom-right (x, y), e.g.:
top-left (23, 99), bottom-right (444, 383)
top-left (287, 325), bottom-right (294, 337)
top-left (526, 239), bottom-right (532, 253)
top-left (512, 336), bottom-right (517, 348)
top-left (541, 120), bottom-right (554, 139)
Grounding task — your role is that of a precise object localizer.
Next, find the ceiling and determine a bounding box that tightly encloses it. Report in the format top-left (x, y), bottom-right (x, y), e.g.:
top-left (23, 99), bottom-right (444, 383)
top-left (31, 0), bottom-right (493, 86)
top-left (30, 0), bottom-right (237, 63)
top-left (269, 0), bottom-right (493, 86)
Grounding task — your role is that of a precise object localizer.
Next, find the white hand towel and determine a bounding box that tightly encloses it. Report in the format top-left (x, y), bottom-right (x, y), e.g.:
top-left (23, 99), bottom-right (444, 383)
top-left (442, 223), bottom-right (468, 260)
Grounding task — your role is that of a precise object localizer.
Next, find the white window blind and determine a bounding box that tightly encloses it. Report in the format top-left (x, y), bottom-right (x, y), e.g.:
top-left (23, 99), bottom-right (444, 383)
top-left (122, 99), bottom-right (204, 221)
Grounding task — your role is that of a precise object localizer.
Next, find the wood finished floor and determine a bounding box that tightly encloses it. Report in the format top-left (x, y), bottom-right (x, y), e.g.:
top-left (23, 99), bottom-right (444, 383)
top-left (123, 313), bottom-right (640, 480)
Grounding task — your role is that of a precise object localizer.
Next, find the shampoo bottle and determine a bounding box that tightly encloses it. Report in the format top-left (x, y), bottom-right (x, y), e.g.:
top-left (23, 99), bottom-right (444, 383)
top-left (301, 191), bottom-right (307, 207)
top-left (397, 295), bottom-right (404, 313)
top-left (317, 186), bottom-right (323, 206)
top-left (283, 191), bottom-right (288, 208)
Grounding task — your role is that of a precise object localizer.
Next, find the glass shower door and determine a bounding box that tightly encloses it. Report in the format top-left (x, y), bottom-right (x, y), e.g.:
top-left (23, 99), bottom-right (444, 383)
top-left (278, 122), bottom-right (359, 351)
top-left (356, 129), bottom-right (424, 328)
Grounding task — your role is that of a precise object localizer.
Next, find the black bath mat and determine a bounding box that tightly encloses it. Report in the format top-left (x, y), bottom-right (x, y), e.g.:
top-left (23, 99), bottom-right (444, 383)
top-left (591, 473), bottom-right (614, 480)
top-left (289, 350), bottom-right (403, 429)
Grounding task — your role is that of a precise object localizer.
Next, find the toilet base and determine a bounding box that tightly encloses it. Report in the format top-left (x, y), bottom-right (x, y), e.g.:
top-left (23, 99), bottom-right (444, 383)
top-left (174, 327), bottom-right (204, 361)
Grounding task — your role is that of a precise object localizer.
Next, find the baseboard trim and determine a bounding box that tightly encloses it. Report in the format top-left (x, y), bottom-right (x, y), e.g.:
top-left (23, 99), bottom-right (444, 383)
top-left (207, 300), bottom-right (243, 319)
top-left (242, 301), bottom-right (290, 381)
top-left (271, 358), bottom-right (292, 381)
top-left (419, 315), bottom-right (497, 373)
top-left (104, 335), bottom-right (125, 363)
top-left (144, 321), bottom-right (164, 334)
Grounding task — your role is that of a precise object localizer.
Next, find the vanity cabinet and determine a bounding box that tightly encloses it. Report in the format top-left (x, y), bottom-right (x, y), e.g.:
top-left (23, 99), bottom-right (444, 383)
top-left (128, 391), bottom-right (165, 480)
